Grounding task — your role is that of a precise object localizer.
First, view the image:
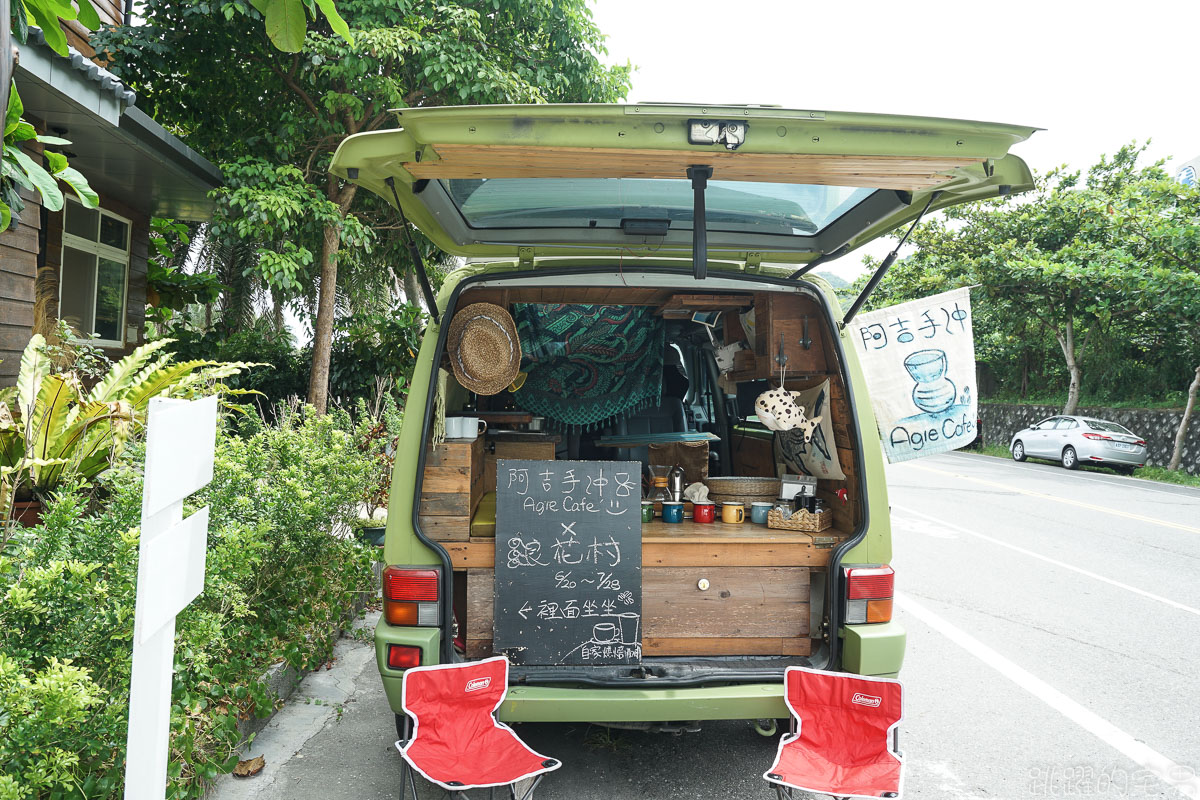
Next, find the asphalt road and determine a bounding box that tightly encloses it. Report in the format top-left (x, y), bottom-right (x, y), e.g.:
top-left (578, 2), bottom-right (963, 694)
top-left (212, 452), bottom-right (1200, 800)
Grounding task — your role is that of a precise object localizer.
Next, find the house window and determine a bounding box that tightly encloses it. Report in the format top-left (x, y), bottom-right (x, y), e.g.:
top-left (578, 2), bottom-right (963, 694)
top-left (58, 200), bottom-right (131, 347)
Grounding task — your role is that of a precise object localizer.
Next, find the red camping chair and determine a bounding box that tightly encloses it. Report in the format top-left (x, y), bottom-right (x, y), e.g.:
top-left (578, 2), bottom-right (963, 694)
top-left (395, 656), bottom-right (560, 800)
top-left (764, 666), bottom-right (904, 800)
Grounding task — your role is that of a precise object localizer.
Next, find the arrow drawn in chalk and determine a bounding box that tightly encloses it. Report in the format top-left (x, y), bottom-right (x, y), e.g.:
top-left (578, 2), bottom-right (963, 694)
top-left (518, 601), bottom-right (533, 619)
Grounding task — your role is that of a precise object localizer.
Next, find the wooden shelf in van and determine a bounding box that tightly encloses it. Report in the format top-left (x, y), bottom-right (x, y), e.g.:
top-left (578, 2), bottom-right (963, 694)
top-left (437, 520), bottom-right (843, 569)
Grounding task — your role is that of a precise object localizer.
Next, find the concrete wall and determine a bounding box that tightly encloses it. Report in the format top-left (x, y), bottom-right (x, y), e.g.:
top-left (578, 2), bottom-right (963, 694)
top-left (980, 403), bottom-right (1199, 475)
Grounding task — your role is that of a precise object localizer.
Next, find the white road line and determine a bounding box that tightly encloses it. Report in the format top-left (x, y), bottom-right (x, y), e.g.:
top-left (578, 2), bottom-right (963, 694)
top-left (893, 504), bottom-right (1200, 618)
top-left (895, 592), bottom-right (1200, 800)
top-left (942, 452), bottom-right (1200, 499)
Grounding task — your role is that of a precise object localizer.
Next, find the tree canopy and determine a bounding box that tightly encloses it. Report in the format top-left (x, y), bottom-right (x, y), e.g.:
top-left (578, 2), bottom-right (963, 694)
top-left (94, 0), bottom-right (630, 411)
top-left (858, 143), bottom-right (1200, 468)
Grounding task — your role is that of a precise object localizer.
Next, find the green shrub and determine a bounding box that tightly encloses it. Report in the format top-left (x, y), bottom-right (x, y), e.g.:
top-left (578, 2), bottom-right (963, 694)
top-left (0, 406), bottom-right (376, 799)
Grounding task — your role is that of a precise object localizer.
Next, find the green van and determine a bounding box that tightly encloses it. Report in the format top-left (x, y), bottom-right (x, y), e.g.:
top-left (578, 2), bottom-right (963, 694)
top-left (331, 103), bottom-right (1035, 730)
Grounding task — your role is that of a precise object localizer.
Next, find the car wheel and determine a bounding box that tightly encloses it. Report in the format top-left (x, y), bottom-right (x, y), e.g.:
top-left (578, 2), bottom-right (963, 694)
top-left (1061, 446), bottom-right (1078, 470)
top-left (1012, 441), bottom-right (1027, 462)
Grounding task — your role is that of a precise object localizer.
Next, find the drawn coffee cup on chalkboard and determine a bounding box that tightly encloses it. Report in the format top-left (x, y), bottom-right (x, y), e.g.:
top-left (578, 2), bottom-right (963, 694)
top-left (903, 349), bottom-right (957, 414)
top-left (616, 612), bottom-right (640, 645)
top-left (592, 622), bottom-right (619, 643)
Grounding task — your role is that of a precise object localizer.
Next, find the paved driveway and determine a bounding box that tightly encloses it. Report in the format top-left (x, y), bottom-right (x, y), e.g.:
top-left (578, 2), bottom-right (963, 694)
top-left (211, 453), bottom-right (1200, 800)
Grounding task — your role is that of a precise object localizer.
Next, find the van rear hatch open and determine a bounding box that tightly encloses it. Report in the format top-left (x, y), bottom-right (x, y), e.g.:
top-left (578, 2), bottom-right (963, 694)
top-left (337, 104), bottom-right (1036, 688)
top-left (331, 103), bottom-right (1036, 265)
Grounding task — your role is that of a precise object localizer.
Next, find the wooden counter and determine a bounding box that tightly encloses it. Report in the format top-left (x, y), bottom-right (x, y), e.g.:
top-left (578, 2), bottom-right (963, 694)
top-left (439, 519), bottom-right (844, 569)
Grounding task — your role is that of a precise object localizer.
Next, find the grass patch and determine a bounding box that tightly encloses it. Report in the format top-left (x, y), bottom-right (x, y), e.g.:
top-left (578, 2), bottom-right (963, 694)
top-left (957, 444), bottom-right (1200, 488)
top-left (1130, 465), bottom-right (1200, 488)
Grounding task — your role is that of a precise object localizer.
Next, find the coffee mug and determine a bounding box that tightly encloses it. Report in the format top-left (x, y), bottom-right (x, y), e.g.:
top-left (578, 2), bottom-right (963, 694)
top-left (693, 501), bottom-right (715, 524)
top-left (721, 502), bottom-right (745, 524)
top-left (640, 501), bottom-right (655, 523)
top-left (751, 502), bottom-right (772, 524)
top-left (447, 416), bottom-right (487, 440)
top-left (662, 502), bottom-right (684, 523)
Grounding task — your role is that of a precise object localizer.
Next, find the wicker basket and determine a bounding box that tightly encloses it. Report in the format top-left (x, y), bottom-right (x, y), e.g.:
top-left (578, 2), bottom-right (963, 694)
top-left (767, 507), bottom-right (832, 532)
top-left (704, 476), bottom-right (780, 501)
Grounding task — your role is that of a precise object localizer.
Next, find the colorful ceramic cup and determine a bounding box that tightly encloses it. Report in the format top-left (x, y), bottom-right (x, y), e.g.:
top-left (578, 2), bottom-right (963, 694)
top-left (662, 502), bottom-right (684, 523)
top-left (751, 501), bottom-right (772, 524)
top-left (640, 501), bottom-right (655, 523)
top-left (693, 501), bottom-right (715, 523)
top-left (721, 502), bottom-right (745, 524)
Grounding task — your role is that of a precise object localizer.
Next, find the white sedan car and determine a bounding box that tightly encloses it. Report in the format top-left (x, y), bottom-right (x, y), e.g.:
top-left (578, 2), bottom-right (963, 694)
top-left (1010, 415), bottom-right (1147, 472)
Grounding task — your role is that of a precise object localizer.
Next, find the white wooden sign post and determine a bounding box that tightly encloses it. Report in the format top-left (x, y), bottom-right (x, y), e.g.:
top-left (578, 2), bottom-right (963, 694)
top-left (124, 395), bottom-right (219, 800)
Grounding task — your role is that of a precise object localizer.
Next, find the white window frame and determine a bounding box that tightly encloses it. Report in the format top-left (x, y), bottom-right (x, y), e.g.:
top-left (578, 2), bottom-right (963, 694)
top-left (58, 198), bottom-right (132, 348)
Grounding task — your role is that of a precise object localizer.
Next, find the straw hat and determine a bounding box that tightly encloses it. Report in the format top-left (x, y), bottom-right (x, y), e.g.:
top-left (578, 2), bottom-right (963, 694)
top-left (446, 303), bottom-right (522, 395)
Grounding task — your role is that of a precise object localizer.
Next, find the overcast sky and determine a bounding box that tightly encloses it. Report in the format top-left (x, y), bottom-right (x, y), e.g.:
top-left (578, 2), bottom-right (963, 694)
top-left (591, 0), bottom-right (1200, 280)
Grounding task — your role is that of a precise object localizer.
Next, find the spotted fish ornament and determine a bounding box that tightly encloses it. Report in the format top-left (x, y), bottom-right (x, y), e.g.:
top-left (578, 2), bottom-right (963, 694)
top-left (755, 387), bottom-right (821, 441)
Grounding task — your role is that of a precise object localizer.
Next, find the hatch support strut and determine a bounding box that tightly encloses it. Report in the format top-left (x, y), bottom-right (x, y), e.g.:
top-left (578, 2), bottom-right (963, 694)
top-left (385, 176), bottom-right (441, 324)
top-left (840, 191), bottom-right (941, 328)
top-left (688, 165), bottom-right (713, 281)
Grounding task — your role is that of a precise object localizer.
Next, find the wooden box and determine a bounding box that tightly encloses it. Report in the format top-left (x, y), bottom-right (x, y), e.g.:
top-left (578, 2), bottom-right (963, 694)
top-left (418, 437), bottom-right (485, 541)
top-left (483, 438), bottom-right (556, 492)
top-left (754, 294), bottom-right (827, 376)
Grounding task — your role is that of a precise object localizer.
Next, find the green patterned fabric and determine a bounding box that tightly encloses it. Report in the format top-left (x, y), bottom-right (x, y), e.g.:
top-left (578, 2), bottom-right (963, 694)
top-left (513, 303), bottom-right (665, 430)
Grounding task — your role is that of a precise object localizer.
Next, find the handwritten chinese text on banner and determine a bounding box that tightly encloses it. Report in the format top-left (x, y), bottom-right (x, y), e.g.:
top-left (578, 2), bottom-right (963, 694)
top-left (852, 288), bottom-right (977, 463)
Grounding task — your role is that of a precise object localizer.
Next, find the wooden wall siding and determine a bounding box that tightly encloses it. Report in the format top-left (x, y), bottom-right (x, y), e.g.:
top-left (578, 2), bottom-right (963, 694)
top-left (0, 187), bottom-right (42, 385)
top-left (40, 192), bottom-right (150, 362)
top-left (62, 0), bottom-right (125, 61)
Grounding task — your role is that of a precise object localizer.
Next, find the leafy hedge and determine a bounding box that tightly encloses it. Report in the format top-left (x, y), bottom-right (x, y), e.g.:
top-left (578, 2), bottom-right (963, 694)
top-left (0, 407), bottom-right (377, 799)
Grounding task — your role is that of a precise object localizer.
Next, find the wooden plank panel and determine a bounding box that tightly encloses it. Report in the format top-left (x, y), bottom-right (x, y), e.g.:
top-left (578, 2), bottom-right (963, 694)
top-left (441, 530), bottom-right (840, 569)
top-left (0, 225), bottom-right (40, 255)
top-left (644, 541), bottom-right (832, 568)
top-left (465, 567), bottom-right (812, 657)
top-left (0, 270), bottom-right (34, 302)
top-left (643, 567), bottom-right (808, 639)
top-left (424, 439), bottom-right (477, 467)
top-left (466, 569), bottom-right (493, 643)
top-left (408, 145), bottom-right (979, 190)
top-left (643, 637), bottom-right (811, 657)
top-left (0, 299), bottom-right (34, 327)
top-left (419, 515), bottom-right (471, 541)
top-left (467, 637), bottom-right (809, 659)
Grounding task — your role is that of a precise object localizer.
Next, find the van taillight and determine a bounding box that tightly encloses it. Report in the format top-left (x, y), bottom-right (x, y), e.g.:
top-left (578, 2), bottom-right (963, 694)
top-left (383, 567), bottom-right (440, 627)
top-left (386, 644), bottom-right (422, 670)
top-left (844, 565), bottom-right (894, 624)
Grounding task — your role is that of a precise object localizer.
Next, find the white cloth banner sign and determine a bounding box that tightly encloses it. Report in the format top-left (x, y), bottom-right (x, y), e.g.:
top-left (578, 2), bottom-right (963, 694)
top-left (852, 287), bottom-right (978, 463)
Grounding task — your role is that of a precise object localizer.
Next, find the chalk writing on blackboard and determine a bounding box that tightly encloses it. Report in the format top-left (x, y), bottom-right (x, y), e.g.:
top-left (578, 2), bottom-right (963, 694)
top-left (494, 459), bottom-right (642, 666)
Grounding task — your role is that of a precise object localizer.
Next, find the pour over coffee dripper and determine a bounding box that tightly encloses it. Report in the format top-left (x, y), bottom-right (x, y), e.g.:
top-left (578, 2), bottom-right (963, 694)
top-left (646, 464), bottom-right (672, 503)
top-left (903, 349), bottom-right (956, 414)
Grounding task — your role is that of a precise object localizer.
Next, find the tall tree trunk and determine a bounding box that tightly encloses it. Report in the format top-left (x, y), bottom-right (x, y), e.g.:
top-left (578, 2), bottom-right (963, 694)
top-left (272, 289), bottom-right (285, 332)
top-left (1056, 321), bottom-right (1093, 416)
top-left (307, 221), bottom-right (341, 414)
top-left (403, 267), bottom-right (422, 310)
top-left (306, 184), bottom-right (358, 414)
top-left (1056, 323), bottom-right (1082, 415)
top-left (1168, 365), bottom-right (1200, 471)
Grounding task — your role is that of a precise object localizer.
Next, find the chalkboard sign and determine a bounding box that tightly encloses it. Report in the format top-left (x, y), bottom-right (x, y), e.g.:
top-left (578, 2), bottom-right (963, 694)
top-left (494, 459), bottom-right (642, 666)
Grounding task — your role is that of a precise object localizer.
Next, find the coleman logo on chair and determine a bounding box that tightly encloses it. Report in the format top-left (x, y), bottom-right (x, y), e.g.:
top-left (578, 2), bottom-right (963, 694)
top-left (465, 677), bottom-right (492, 692)
top-left (851, 692), bottom-right (882, 707)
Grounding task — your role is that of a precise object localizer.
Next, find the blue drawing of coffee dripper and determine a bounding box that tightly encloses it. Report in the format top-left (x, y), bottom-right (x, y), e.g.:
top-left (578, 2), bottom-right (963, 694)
top-left (903, 349), bottom-right (956, 414)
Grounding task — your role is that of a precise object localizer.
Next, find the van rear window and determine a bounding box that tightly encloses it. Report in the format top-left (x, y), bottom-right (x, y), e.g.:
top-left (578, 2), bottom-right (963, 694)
top-left (443, 178), bottom-right (874, 235)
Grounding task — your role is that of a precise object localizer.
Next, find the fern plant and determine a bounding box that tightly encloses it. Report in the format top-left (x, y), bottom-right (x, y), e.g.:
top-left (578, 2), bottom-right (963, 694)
top-left (0, 333), bottom-right (257, 504)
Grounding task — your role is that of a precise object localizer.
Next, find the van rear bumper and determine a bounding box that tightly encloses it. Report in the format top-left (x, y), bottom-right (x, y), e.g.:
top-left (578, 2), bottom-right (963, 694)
top-left (380, 672), bottom-right (788, 722)
top-left (377, 618), bottom-right (904, 720)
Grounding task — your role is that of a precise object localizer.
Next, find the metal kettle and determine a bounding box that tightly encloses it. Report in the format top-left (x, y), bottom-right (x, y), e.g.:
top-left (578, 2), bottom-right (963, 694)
top-left (668, 465), bottom-right (686, 503)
